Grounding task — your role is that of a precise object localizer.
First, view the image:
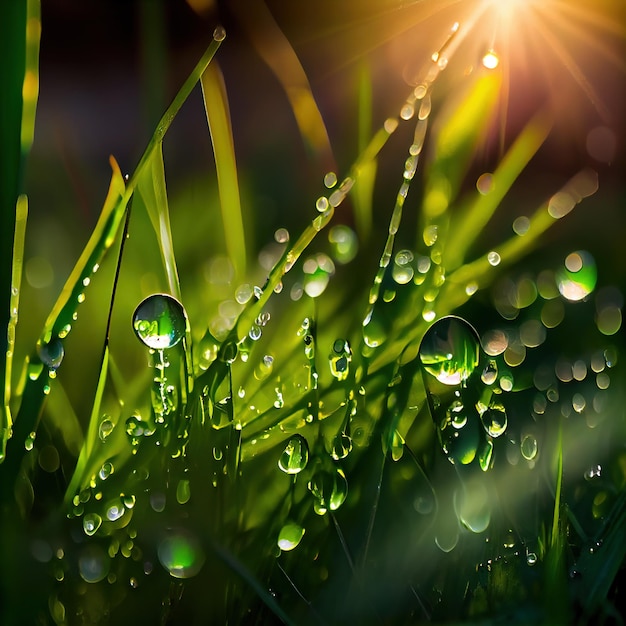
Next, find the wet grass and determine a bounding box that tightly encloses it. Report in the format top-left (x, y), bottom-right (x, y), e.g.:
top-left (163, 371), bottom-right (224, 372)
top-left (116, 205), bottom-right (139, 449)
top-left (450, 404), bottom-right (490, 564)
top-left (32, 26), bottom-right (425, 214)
top-left (1, 4), bottom-right (625, 625)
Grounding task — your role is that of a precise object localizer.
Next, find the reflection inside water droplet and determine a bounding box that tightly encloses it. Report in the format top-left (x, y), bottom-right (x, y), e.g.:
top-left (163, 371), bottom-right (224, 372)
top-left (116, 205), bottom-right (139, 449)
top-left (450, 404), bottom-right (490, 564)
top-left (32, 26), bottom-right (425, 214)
top-left (419, 316), bottom-right (480, 385)
top-left (277, 522), bottom-right (305, 551)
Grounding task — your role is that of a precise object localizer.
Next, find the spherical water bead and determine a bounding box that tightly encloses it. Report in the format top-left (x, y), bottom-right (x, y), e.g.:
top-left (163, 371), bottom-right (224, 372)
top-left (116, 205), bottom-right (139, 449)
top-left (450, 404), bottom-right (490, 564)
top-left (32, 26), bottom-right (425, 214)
top-left (308, 468), bottom-right (348, 515)
top-left (157, 529), bottom-right (205, 579)
top-left (557, 251), bottom-right (597, 301)
top-left (419, 316), bottom-right (480, 385)
top-left (213, 25), bottom-right (226, 41)
top-left (324, 172), bottom-right (338, 188)
top-left (487, 251), bottom-right (501, 267)
top-left (520, 434), bottom-right (538, 460)
top-left (38, 337), bottom-right (64, 370)
top-left (83, 513), bottom-right (102, 537)
top-left (78, 544), bottom-right (110, 583)
top-left (278, 434), bottom-right (309, 474)
top-left (105, 498), bottom-right (126, 522)
top-left (277, 522), bottom-right (305, 551)
top-left (254, 355), bottom-right (274, 381)
top-left (480, 405), bottom-right (507, 437)
top-left (98, 461), bottom-right (114, 481)
top-left (132, 294), bottom-right (187, 349)
top-left (329, 339), bottom-right (351, 381)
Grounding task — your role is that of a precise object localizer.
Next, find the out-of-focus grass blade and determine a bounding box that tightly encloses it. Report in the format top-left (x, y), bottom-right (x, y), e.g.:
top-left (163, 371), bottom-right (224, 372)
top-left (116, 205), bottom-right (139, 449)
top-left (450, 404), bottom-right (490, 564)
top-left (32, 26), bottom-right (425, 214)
top-left (137, 144), bottom-right (181, 300)
top-left (233, 0), bottom-right (333, 167)
top-left (422, 72), bottom-right (501, 223)
top-left (445, 111), bottom-right (553, 270)
top-left (201, 62), bottom-right (247, 279)
top-left (352, 62), bottom-right (376, 242)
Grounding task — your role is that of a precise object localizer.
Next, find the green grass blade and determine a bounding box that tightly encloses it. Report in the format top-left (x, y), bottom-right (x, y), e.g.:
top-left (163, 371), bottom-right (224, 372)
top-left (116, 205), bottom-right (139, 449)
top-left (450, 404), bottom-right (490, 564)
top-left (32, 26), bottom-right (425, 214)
top-left (0, 0), bottom-right (28, 461)
top-left (201, 62), bottom-right (247, 279)
top-left (137, 144), bottom-right (181, 300)
top-left (2, 195), bottom-right (28, 461)
top-left (445, 110), bottom-right (553, 270)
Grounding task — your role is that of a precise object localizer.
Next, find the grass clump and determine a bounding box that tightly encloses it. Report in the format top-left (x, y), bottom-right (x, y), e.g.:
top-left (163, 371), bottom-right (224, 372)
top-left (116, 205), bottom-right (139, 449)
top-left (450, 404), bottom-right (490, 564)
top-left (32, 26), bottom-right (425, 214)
top-left (1, 3), bottom-right (625, 625)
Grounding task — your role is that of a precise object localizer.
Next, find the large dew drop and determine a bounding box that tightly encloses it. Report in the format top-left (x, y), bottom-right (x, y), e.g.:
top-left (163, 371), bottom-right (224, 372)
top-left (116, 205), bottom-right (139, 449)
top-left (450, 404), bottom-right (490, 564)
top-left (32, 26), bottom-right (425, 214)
top-left (419, 316), bottom-right (480, 385)
top-left (277, 522), bottom-right (305, 551)
top-left (157, 529), bottom-right (205, 579)
top-left (78, 544), bottom-right (110, 583)
top-left (278, 435), bottom-right (309, 474)
top-left (132, 294), bottom-right (187, 350)
top-left (308, 468), bottom-right (348, 515)
top-left (38, 337), bottom-right (64, 370)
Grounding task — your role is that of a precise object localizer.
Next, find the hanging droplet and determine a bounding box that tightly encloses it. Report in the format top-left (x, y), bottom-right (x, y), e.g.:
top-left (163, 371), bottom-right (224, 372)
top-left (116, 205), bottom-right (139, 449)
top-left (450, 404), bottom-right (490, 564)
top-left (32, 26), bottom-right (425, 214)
top-left (330, 432), bottom-right (352, 460)
top-left (277, 522), bottom-right (305, 551)
top-left (98, 416), bottom-right (114, 442)
top-left (520, 434), bottom-right (538, 460)
top-left (78, 544), bottom-right (110, 583)
top-left (419, 316), bottom-right (480, 385)
top-left (278, 435), bottom-right (309, 474)
top-left (83, 513), bottom-right (102, 536)
top-left (157, 529), bottom-right (205, 579)
top-left (480, 404), bottom-right (507, 438)
top-left (329, 339), bottom-right (352, 381)
top-left (38, 337), bottom-right (64, 370)
top-left (132, 294), bottom-right (187, 350)
top-left (481, 360), bottom-right (498, 385)
top-left (308, 468), bottom-right (348, 515)
top-left (176, 479), bottom-right (191, 504)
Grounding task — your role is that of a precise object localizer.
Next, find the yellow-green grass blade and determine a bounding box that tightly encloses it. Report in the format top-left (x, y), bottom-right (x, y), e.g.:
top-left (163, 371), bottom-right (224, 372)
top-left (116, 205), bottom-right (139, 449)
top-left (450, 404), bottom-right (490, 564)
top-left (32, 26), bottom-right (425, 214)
top-left (201, 62), bottom-right (247, 279)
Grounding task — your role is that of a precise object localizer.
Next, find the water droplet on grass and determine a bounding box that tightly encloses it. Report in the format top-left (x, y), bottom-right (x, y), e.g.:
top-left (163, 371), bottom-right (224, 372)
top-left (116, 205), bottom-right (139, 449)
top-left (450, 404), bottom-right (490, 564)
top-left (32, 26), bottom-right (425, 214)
top-left (83, 513), bottom-right (102, 536)
top-left (133, 294), bottom-right (187, 349)
top-left (278, 435), bottom-right (309, 474)
top-left (330, 432), bottom-right (352, 460)
top-left (419, 316), bottom-right (480, 385)
top-left (520, 435), bottom-right (538, 460)
top-left (38, 338), bottom-right (64, 370)
top-left (329, 339), bottom-right (351, 381)
top-left (308, 468), bottom-right (348, 515)
top-left (277, 522), bottom-right (305, 551)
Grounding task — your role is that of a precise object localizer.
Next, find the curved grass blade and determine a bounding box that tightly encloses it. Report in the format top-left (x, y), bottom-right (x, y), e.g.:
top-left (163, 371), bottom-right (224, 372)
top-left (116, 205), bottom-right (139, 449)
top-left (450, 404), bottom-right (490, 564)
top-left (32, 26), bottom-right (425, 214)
top-left (137, 144), bottom-right (181, 300)
top-left (201, 61), bottom-right (247, 279)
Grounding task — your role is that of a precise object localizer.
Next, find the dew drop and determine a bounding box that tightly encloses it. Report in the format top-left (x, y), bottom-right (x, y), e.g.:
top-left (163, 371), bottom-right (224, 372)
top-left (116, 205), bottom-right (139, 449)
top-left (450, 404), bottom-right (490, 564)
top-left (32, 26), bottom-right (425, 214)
top-left (25, 431), bottom-right (36, 451)
top-left (423, 224), bottom-right (438, 246)
top-left (330, 432), bottom-right (353, 460)
top-left (133, 294), bottom-right (187, 349)
top-left (308, 468), bottom-right (348, 515)
top-left (79, 544), bottom-right (110, 583)
top-left (324, 172), bottom-right (338, 188)
top-left (476, 173), bottom-right (494, 195)
top-left (158, 529), bottom-right (205, 579)
top-left (83, 513), bottom-right (102, 537)
top-left (98, 461), bottom-right (114, 481)
top-left (278, 435), bottom-right (309, 474)
top-left (480, 405), bottom-right (507, 438)
top-left (38, 338), bottom-right (64, 370)
top-left (254, 354), bottom-right (274, 381)
top-left (98, 416), bottom-right (114, 442)
top-left (213, 25), bottom-right (226, 41)
top-left (277, 522), bottom-right (305, 551)
top-left (520, 435), bottom-right (538, 460)
top-left (329, 339), bottom-right (351, 381)
top-left (105, 498), bottom-right (126, 522)
top-left (487, 251), bottom-right (501, 266)
top-left (176, 479), bottom-right (191, 505)
top-left (419, 316), bottom-right (480, 385)
top-left (481, 360), bottom-right (498, 385)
